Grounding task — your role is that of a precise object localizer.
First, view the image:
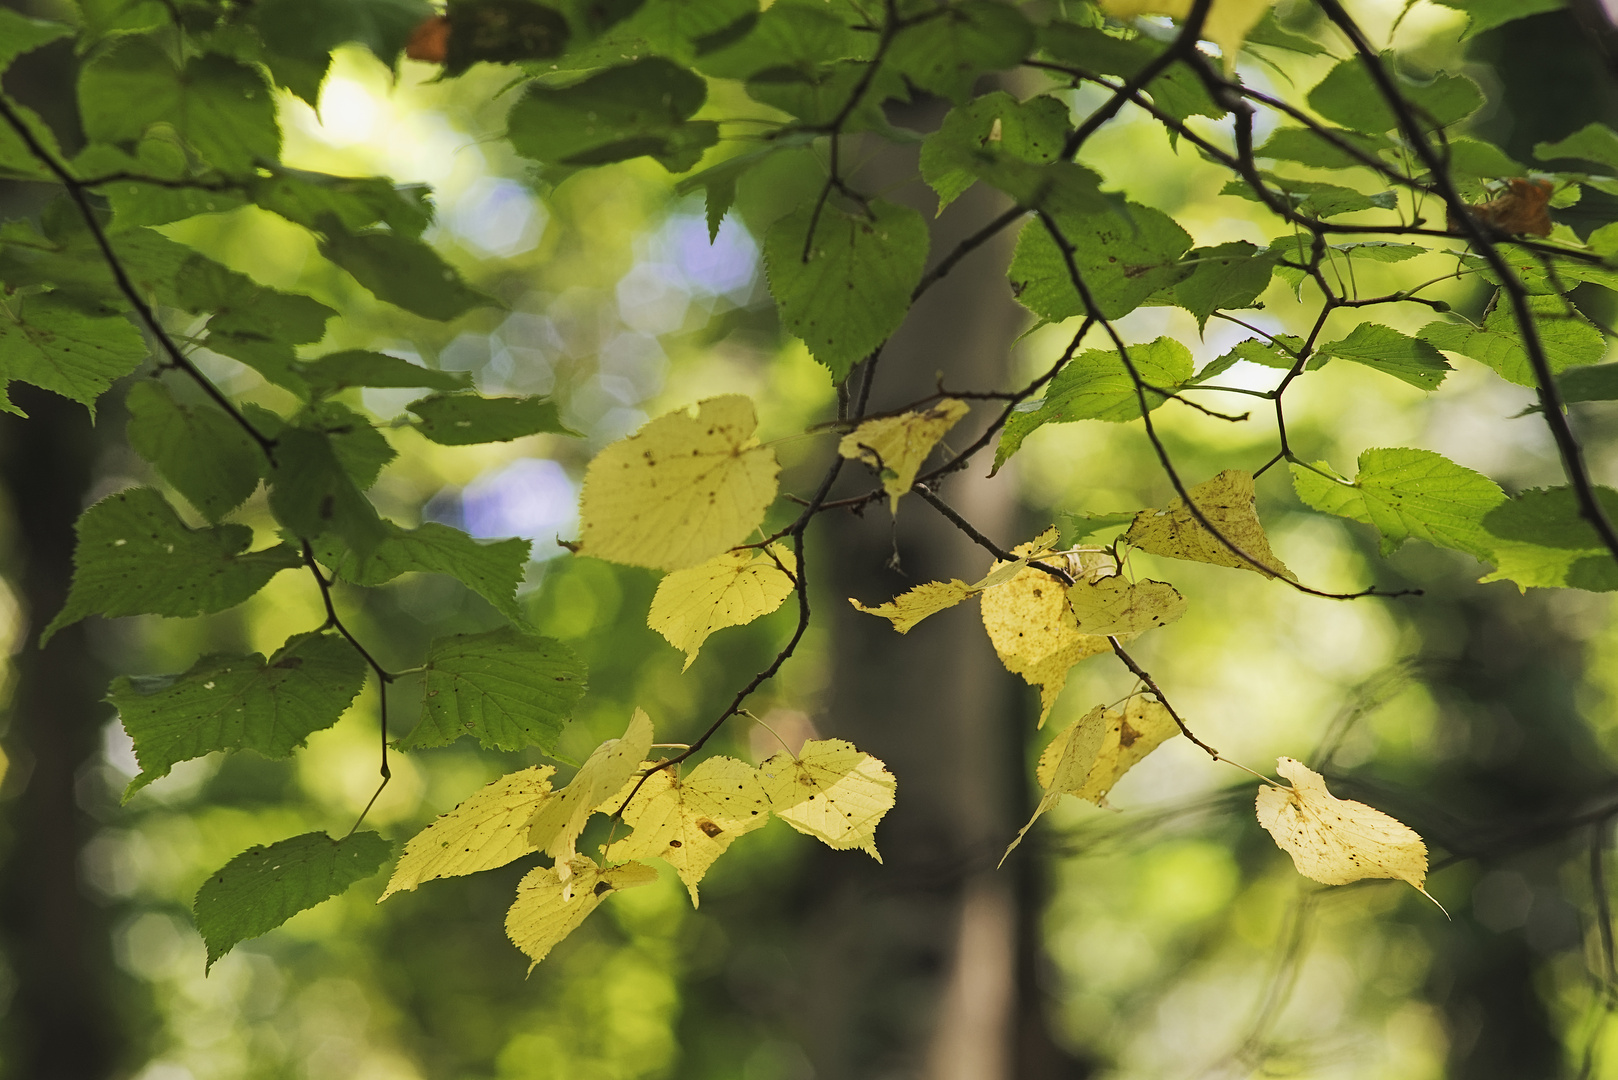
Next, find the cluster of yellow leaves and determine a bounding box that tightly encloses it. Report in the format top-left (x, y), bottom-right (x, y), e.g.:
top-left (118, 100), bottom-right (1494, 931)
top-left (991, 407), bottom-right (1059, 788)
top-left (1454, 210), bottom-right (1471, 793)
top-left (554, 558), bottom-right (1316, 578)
top-left (837, 398), bottom-right (970, 512)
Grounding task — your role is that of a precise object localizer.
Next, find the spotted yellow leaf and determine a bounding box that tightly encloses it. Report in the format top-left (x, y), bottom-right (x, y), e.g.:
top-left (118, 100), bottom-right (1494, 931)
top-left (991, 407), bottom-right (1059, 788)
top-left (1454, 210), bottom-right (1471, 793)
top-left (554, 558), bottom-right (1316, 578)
top-left (849, 578), bottom-right (976, 634)
top-left (504, 856), bottom-right (659, 971)
top-left (1256, 757), bottom-right (1433, 898)
top-left (604, 755), bottom-right (770, 905)
top-left (1067, 576), bottom-right (1187, 636)
top-left (1100, 0), bottom-right (1275, 73)
top-left (1002, 704), bottom-right (1111, 863)
top-left (838, 398), bottom-right (970, 512)
top-left (649, 545), bottom-right (796, 670)
top-left (981, 529), bottom-right (1110, 726)
top-left (577, 395), bottom-right (781, 571)
top-left (380, 765), bottom-right (555, 901)
top-left (758, 738), bottom-right (896, 860)
top-left (1123, 470), bottom-right (1293, 579)
top-left (1068, 697), bottom-right (1179, 805)
top-left (527, 709), bottom-right (654, 882)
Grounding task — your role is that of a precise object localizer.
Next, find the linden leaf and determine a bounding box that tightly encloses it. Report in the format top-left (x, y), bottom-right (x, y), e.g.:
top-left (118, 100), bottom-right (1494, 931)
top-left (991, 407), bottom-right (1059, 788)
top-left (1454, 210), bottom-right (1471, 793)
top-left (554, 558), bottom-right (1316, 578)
top-left (1002, 704), bottom-right (1110, 862)
top-left (604, 756), bottom-right (771, 905)
top-left (837, 399), bottom-right (970, 513)
top-left (1123, 470), bottom-right (1293, 579)
top-left (758, 739), bottom-right (896, 860)
top-left (504, 856), bottom-right (660, 972)
top-left (576, 395), bottom-right (780, 571)
top-left (849, 578), bottom-right (976, 634)
top-left (526, 709), bottom-right (654, 877)
top-left (1099, 0), bottom-right (1276, 74)
top-left (1070, 697), bottom-right (1180, 805)
top-left (648, 545), bottom-right (797, 670)
top-left (981, 530), bottom-right (1110, 726)
top-left (1066, 576), bottom-right (1187, 637)
top-left (1255, 757), bottom-right (1431, 895)
top-left (379, 766), bottom-right (556, 901)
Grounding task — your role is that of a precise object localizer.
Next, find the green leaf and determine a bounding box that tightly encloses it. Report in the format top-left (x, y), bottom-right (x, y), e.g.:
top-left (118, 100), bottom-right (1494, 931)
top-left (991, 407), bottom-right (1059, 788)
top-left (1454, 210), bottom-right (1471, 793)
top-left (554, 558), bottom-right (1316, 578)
top-left (253, 0), bottom-right (431, 82)
top-left (1039, 22), bottom-right (1225, 128)
top-left (0, 100), bottom-right (62, 183)
top-left (1536, 122), bottom-right (1618, 172)
top-left (79, 40), bottom-right (281, 174)
top-left (322, 521), bottom-right (531, 623)
top-left (1290, 448), bottom-right (1505, 560)
top-left (0, 10), bottom-right (73, 73)
top-left (1306, 55), bottom-right (1482, 134)
top-left (1222, 175), bottom-right (1397, 218)
top-left (1443, 137), bottom-right (1527, 180)
top-left (674, 135), bottom-right (818, 240)
top-left (251, 167), bottom-right (433, 239)
top-left (300, 350), bottom-right (469, 398)
top-left (764, 199), bottom-right (929, 382)
top-left (0, 207), bottom-right (194, 310)
top-left (1008, 203), bottom-right (1192, 322)
top-left (506, 58), bottom-right (716, 173)
top-left (1268, 236), bottom-right (1423, 295)
top-left (1558, 362), bottom-right (1618, 404)
top-left (407, 392), bottom-right (577, 444)
top-left (267, 427), bottom-right (387, 553)
top-left (1173, 242), bottom-right (1275, 328)
top-left (112, 631), bottom-right (368, 797)
top-left (1421, 294), bottom-right (1606, 387)
top-left (595, 0), bottom-right (756, 65)
top-left (1058, 510), bottom-right (1137, 546)
top-left (994, 338), bottom-right (1193, 472)
top-left (44, 487), bottom-right (301, 644)
top-left (1428, 0), bottom-right (1566, 38)
top-left (172, 256), bottom-right (336, 361)
top-left (1314, 324), bottom-right (1452, 391)
top-left (75, 141), bottom-right (249, 228)
top-left (1459, 247), bottom-right (1618, 297)
top-left (194, 831), bottom-right (391, 970)
top-left (1256, 126), bottom-right (1393, 171)
top-left (126, 380), bottom-right (265, 520)
top-left (886, 0), bottom-right (1033, 104)
top-left (1196, 335), bottom-right (1302, 382)
top-left (444, 0), bottom-right (571, 75)
top-left (745, 59), bottom-right (908, 134)
top-left (920, 92), bottom-right (1070, 213)
top-left (1480, 486), bottom-right (1618, 591)
top-left (0, 293), bottom-right (147, 414)
top-left (1242, 10), bottom-right (1326, 55)
top-left (696, 3), bottom-right (863, 80)
top-left (317, 221), bottom-right (490, 321)
top-left (405, 627), bottom-right (587, 751)
top-left (303, 400), bottom-right (396, 488)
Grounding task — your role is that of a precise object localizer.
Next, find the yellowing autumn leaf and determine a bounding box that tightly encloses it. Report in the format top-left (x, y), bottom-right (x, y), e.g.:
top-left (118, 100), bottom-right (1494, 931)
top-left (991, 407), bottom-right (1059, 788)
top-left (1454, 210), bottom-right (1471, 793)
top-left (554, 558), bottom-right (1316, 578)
top-left (604, 755), bottom-right (770, 905)
top-left (576, 395), bottom-right (781, 571)
top-left (649, 545), bottom-right (797, 670)
top-left (504, 856), bottom-right (659, 971)
top-left (1100, 0), bottom-right (1275, 73)
top-left (981, 530), bottom-right (1110, 726)
top-left (759, 738), bottom-right (896, 860)
top-left (1066, 576), bottom-right (1187, 637)
top-left (849, 578), bottom-right (976, 633)
top-left (1069, 697), bottom-right (1179, 805)
top-left (838, 398), bottom-right (970, 512)
top-left (380, 765), bottom-right (555, 901)
top-left (1256, 757), bottom-right (1432, 896)
top-left (1123, 470), bottom-right (1293, 579)
top-left (1002, 704), bottom-right (1110, 863)
top-left (527, 709), bottom-right (654, 879)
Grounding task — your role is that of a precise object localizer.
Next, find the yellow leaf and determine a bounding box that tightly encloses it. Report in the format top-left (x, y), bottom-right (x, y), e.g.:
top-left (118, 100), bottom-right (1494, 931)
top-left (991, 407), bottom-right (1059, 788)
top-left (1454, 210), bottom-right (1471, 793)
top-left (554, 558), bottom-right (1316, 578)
top-left (504, 856), bottom-right (659, 971)
top-left (849, 578), bottom-right (976, 634)
top-left (758, 738), bottom-right (896, 860)
top-left (527, 709), bottom-right (654, 877)
top-left (1069, 697), bottom-right (1180, 805)
top-left (1123, 470), bottom-right (1293, 579)
top-left (605, 755), bottom-right (771, 905)
top-left (838, 398), bottom-right (971, 512)
top-left (649, 545), bottom-right (796, 670)
top-left (1066, 576), bottom-right (1187, 636)
top-left (1099, 0), bottom-right (1276, 74)
top-left (577, 395), bottom-right (781, 571)
top-left (1002, 704), bottom-right (1110, 863)
top-left (380, 765), bottom-right (555, 901)
top-left (1255, 757), bottom-right (1430, 893)
top-left (981, 530), bottom-right (1110, 726)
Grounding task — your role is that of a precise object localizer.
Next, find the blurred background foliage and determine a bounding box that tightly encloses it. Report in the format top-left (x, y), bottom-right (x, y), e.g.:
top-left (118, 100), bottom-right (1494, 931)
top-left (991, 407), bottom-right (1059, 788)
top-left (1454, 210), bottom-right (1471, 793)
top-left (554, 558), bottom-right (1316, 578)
top-left (5, 1), bottom-right (1618, 1078)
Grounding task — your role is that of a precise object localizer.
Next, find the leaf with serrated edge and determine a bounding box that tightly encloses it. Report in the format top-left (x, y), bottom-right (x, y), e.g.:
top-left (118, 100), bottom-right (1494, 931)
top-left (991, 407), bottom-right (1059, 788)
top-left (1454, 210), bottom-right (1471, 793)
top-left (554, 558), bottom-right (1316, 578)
top-left (526, 709), bottom-right (654, 883)
top-left (126, 381), bottom-right (264, 521)
top-left (838, 399), bottom-right (970, 512)
top-left (849, 578), bottom-right (976, 634)
top-left (1071, 697), bottom-right (1180, 804)
top-left (649, 546), bottom-right (796, 670)
top-left (407, 628), bottom-right (586, 752)
top-left (1066, 576), bottom-right (1187, 636)
top-left (577, 395), bottom-right (780, 571)
top-left (605, 756), bottom-right (770, 904)
top-left (504, 856), bottom-right (659, 971)
top-left (1124, 470), bottom-right (1293, 579)
top-left (0, 293), bottom-right (149, 413)
top-left (1256, 757), bottom-right (1430, 892)
top-left (326, 522), bottom-right (531, 625)
top-left (380, 766), bottom-right (556, 900)
top-left (981, 529), bottom-right (1110, 726)
top-left (758, 739), bottom-right (896, 859)
top-left (1002, 704), bottom-right (1110, 862)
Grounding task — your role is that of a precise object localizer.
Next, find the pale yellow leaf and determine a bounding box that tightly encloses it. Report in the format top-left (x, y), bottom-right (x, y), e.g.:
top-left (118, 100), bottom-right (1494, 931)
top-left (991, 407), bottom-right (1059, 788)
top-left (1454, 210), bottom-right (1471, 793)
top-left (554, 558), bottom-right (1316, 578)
top-left (981, 530), bottom-right (1110, 726)
top-left (849, 578), bottom-right (975, 634)
top-left (1067, 576), bottom-right (1187, 637)
top-left (1123, 470), bottom-right (1293, 579)
top-left (577, 395), bottom-right (781, 571)
top-left (527, 709), bottom-right (654, 872)
top-left (649, 545), bottom-right (797, 670)
top-left (380, 765), bottom-right (555, 901)
top-left (1100, 0), bottom-right (1276, 73)
top-left (1002, 704), bottom-right (1111, 863)
top-left (1072, 697), bottom-right (1180, 805)
top-left (1255, 756), bottom-right (1429, 891)
top-left (605, 755), bottom-right (771, 905)
top-left (838, 398), bottom-right (971, 512)
top-left (758, 738), bottom-right (896, 860)
top-left (504, 856), bottom-right (659, 971)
